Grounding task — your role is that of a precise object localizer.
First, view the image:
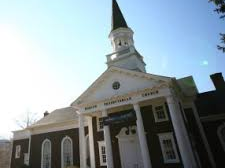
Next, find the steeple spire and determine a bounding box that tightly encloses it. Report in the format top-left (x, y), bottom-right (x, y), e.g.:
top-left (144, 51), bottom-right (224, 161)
top-left (107, 0), bottom-right (146, 72)
top-left (112, 0), bottom-right (128, 31)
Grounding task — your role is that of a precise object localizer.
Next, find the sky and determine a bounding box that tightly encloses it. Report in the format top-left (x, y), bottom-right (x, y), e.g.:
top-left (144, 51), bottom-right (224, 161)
top-left (0, 0), bottom-right (224, 139)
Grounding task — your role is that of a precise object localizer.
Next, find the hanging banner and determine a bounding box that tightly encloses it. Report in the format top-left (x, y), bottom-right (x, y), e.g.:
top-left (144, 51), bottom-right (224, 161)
top-left (103, 111), bottom-right (136, 126)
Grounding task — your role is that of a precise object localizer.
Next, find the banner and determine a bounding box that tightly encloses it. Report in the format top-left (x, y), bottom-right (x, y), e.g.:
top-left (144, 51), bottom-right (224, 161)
top-left (103, 111), bottom-right (136, 126)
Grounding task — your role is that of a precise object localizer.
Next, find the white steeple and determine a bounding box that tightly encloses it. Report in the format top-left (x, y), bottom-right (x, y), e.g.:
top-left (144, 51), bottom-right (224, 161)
top-left (106, 0), bottom-right (146, 72)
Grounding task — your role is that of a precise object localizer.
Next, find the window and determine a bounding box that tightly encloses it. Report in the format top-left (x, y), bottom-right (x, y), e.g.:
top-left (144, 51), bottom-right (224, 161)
top-left (153, 104), bottom-right (168, 122)
top-left (98, 141), bottom-right (107, 166)
top-left (97, 117), bottom-right (104, 131)
top-left (158, 132), bottom-right (179, 163)
top-left (112, 81), bottom-right (120, 90)
top-left (41, 139), bottom-right (51, 168)
top-left (61, 136), bottom-right (73, 168)
top-left (15, 145), bottom-right (21, 159)
top-left (217, 123), bottom-right (225, 152)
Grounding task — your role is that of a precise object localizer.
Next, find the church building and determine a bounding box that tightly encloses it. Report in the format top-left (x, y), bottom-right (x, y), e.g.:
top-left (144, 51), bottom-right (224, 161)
top-left (10, 1), bottom-right (219, 168)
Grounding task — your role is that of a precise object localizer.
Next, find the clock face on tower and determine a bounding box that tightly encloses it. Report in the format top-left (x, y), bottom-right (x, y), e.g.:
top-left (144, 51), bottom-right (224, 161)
top-left (112, 81), bottom-right (120, 90)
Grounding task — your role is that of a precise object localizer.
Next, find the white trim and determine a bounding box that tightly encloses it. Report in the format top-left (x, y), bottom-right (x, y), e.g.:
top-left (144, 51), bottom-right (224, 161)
top-left (41, 139), bottom-right (51, 168)
top-left (13, 129), bottom-right (30, 140)
top-left (217, 123), bottom-right (225, 152)
top-left (30, 120), bottom-right (81, 135)
top-left (71, 66), bottom-right (171, 106)
top-left (15, 145), bottom-right (21, 159)
top-left (116, 126), bottom-right (143, 168)
top-left (115, 126), bottom-right (138, 140)
top-left (98, 141), bottom-right (107, 166)
top-left (73, 85), bottom-right (171, 114)
top-left (13, 120), bottom-right (83, 140)
top-left (158, 132), bottom-right (180, 164)
top-left (153, 103), bottom-right (168, 122)
top-left (24, 153), bottom-right (29, 165)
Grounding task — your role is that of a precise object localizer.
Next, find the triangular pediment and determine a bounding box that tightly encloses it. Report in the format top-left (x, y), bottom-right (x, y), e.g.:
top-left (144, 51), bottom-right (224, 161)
top-left (72, 67), bottom-right (172, 106)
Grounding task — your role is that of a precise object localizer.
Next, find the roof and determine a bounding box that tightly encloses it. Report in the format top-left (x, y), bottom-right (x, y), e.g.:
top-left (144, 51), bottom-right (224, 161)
top-left (29, 107), bottom-right (78, 128)
top-left (71, 66), bottom-right (173, 106)
top-left (177, 76), bottom-right (198, 97)
top-left (111, 0), bottom-right (128, 31)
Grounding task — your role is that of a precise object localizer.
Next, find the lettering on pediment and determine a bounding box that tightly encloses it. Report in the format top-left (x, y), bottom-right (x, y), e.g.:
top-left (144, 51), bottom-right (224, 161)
top-left (141, 90), bottom-right (159, 98)
top-left (84, 104), bottom-right (98, 111)
top-left (104, 96), bottom-right (132, 106)
top-left (82, 87), bottom-right (163, 112)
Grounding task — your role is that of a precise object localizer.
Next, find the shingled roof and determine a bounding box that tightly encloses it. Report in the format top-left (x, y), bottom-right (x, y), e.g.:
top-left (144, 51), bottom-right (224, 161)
top-left (29, 107), bottom-right (78, 128)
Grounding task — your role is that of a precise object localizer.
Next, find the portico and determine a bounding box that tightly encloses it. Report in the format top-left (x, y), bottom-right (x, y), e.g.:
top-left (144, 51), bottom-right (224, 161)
top-left (72, 66), bottom-right (198, 168)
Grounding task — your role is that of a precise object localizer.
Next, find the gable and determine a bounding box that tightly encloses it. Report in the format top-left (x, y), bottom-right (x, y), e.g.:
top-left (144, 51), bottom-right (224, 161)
top-left (72, 67), bottom-right (172, 106)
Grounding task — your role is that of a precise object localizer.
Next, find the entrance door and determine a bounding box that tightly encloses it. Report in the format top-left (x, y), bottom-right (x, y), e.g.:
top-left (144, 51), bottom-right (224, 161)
top-left (116, 126), bottom-right (143, 168)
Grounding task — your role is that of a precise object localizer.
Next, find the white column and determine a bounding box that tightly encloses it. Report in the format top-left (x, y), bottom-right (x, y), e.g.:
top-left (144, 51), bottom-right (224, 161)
top-left (87, 116), bottom-right (96, 168)
top-left (79, 114), bottom-right (87, 168)
top-left (102, 109), bottom-right (114, 168)
top-left (166, 95), bottom-right (197, 168)
top-left (133, 103), bottom-right (152, 168)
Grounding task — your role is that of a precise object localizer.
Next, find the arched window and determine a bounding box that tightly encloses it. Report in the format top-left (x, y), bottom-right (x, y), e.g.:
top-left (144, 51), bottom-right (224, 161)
top-left (218, 123), bottom-right (225, 152)
top-left (61, 136), bottom-right (73, 168)
top-left (41, 139), bottom-right (51, 168)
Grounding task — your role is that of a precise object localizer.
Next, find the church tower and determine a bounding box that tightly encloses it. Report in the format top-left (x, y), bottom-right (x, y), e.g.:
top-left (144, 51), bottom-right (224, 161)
top-left (106, 0), bottom-right (146, 72)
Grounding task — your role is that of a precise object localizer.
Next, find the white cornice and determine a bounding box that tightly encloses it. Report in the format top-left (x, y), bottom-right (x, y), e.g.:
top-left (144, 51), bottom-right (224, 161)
top-left (75, 86), bottom-right (171, 114)
top-left (13, 119), bottom-right (88, 140)
top-left (29, 119), bottom-right (88, 135)
top-left (71, 66), bottom-right (172, 107)
top-left (13, 129), bottom-right (30, 140)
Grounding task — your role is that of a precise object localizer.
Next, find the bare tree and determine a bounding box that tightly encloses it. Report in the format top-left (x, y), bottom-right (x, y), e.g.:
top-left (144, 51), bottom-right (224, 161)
top-left (15, 110), bottom-right (39, 129)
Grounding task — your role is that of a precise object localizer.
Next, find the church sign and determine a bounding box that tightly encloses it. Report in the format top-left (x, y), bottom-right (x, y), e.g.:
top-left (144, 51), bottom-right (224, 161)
top-left (103, 111), bottom-right (136, 126)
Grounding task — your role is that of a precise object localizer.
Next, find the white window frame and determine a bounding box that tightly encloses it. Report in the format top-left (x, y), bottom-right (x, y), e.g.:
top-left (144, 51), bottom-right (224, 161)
top-left (158, 132), bottom-right (180, 164)
top-left (97, 116), bottom-right (104, 132)
top-left (153, 104), bottom-right (169, 122)
top-left (15, 145), bottom-right (21, 159)
top-left (41, 139), bottom-right (51, 168)
top-left (24, 153), bottom-right (29, 165)
top-left (217, 123), bottom-right (225, 152)
top-left (98, 141), bottom-right (107, 166)
top-left (61, 136), bottom-right (73, 168)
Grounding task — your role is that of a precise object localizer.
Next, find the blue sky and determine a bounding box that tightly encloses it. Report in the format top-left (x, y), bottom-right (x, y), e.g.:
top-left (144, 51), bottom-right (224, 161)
top-left (0, 0), bottom-right (224, 138)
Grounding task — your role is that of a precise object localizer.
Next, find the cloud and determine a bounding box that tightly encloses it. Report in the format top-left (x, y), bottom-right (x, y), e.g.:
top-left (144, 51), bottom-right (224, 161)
top-left (0, 24), bottom-right (67, 139)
